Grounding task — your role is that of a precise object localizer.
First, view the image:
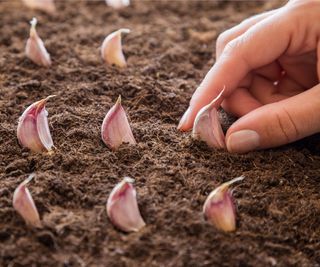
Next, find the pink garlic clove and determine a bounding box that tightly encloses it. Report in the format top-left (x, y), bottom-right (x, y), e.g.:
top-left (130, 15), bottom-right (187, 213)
top-left (192, 88), bottom-right (225, 149)
top-left (203, 176), bottom-right (244, 232)
top-left (25, 18), bottom-right (52, 67)
top-left (107, 177), bottom-right (146, 232)
top-left (13, 174), bottom-right (42, 228)
top-left (105, 0), bottom-right (130, 9)
top-left (17, 95), bottom-right (55, 153)
top-left (101, 95), bottom-right (136, 150)
top-left (101, 28), bottom-right (130, 68)
top-left (21, 0), bottom-right (56, 14)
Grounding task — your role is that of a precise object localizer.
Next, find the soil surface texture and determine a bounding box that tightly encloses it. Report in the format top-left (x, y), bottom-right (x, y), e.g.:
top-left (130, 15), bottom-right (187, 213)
top-left (0, 0), bottom-right (319, 267)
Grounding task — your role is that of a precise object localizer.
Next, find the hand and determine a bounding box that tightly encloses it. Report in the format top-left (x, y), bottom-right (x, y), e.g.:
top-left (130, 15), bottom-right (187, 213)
top-left (178, 0), bottom-right (320, 153)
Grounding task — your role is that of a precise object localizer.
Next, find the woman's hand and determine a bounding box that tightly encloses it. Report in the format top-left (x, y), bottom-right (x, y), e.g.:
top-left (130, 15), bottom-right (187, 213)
top-left (178, 0), bottom-right (320, 153)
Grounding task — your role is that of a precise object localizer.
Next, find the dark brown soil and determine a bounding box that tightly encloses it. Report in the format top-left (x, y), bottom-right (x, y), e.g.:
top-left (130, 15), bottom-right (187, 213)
top-left (1, 0), bottom-right (320, 266)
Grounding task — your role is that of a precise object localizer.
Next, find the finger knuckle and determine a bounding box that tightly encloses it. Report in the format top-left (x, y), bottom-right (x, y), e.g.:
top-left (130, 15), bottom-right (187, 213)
top-left (216, 31), bottom-right (233, 51)
top-left (274, 108), bottom-right (300, 143)
top-left (223, 37), bottom-right (243, 57)
top-left (239, 16), bottom-right (255, 27)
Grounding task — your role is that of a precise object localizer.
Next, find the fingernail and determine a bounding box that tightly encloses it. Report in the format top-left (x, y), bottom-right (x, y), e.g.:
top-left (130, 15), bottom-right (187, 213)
top-left (227, 130), bottom-right (260, 153)
top-left (177, 107), bottom-right (191, 131)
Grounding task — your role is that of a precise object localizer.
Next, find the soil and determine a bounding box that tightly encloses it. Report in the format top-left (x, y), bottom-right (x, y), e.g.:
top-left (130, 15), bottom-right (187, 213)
top-left (0, 0), bottom-right (319, 266)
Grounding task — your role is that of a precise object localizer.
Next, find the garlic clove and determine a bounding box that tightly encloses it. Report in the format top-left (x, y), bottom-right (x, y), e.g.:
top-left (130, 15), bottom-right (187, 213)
top-left (203, 176), bottom-right (244, 232)
top-left (107, 177), bottom-right (146, 232)
top-left (21, 0), bottom-right (56, 14)
top-left (26, 18), bottom-right (52, 67)
top-left (192, 88), bottom-right (225, 149)
top-left (36, 107), bottom-right (54, 151)
top-left (101, 28), bottom-right (130, 68)
top-left (101, 95), bottom-right (136, 150)
top-left (105, 0), bottom-right (130, 9)
top-left (13, 174), bottom-right (41, 228)
top-left (17, 95), bottom-right (55, 153)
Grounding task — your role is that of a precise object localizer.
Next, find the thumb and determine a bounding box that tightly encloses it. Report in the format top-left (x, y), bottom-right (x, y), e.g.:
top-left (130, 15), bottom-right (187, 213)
top-left (225, 84), bottom-right (320, 153)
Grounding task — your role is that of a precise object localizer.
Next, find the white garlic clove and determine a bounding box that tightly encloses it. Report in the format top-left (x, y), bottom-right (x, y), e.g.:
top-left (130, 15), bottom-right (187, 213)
top-left (13, 174), bottom-right (42, 228)
top-left (203, 176), bottom-right (244, 232)
top-left (101, 95), bottom-right (136, 150)
top-left (192, 88), bottom-right (225, 149)
top-left (107, 177), bottom-right (146, 232)
top-left (17, 95), bottom-right (55, 153)
top-left (101, 28), bottom-right (130, 68)
top-left (25, 18), bottom-right (52, 67)
top-left (21, 0), bottom-right (56, 14)
top-left (105, 0), bottom-right (130, 9)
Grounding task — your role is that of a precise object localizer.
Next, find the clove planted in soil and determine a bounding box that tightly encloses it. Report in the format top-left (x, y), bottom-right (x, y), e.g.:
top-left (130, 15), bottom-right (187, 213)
top-left (203, 176), bottom-right (244, 232)
top-left (17, 95), bottom-right (55, 153)
top-left (13, 174), bottom-right (41, 228)
top-left (101, 28), bottom-right (130, 67)
top-left (107, 177), bottom-right (146, 232)
top-left (101, 95), bottom-right (136, 150)
top-left (25, 17), bottom-right (52, 67)
top-left (192, 88), bottom-right (225, 149)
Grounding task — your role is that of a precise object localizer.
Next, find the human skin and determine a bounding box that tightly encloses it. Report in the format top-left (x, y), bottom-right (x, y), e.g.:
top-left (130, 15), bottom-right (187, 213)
top-left (178, 0), bottom-right (320, 153)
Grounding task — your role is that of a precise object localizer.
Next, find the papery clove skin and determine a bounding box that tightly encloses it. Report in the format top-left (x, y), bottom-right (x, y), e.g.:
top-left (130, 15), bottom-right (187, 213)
top-left (13, 174), bottom-right (41, 228)
top-left (105, 0), bottom-right (130, 9)
top-left (107, 177), bottom-right (146, 232)
top-left (17, 95), bottom-right (55, 153)
top-left (22, 0), bottom-right (56, 14)
top-left (203, 176), bottom-right (244, 232)
top-left (26, 17), bottom-right (52, 67)
top-left (101, 28), bottom-right (130, 67)
top-left (192, 88), bottom-right (225, 149)
top-left (101, 95), bottom-right (136, 150)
